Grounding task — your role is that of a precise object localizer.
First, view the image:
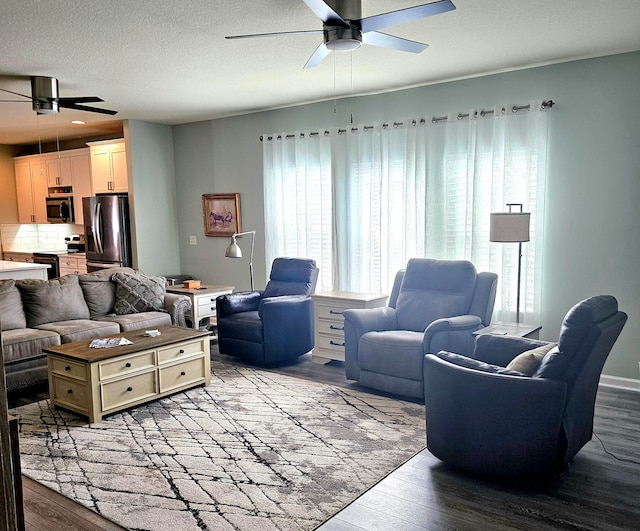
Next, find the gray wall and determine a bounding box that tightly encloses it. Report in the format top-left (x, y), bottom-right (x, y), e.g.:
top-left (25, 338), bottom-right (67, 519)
top-left (125, 120), bottom-right (181, 276)
top-left (172, 51), bottom-right (640, 381)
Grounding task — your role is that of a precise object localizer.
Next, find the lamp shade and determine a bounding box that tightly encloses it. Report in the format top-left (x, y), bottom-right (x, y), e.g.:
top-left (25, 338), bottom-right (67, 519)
top-left (490, 212), bottom-right (531, 242)
top-left (225, 238), bottom-right (242, 258)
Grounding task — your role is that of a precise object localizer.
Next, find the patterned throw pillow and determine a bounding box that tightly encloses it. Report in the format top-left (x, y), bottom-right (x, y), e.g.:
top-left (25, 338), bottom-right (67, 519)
top-left (111, 272), bottom-right (166, 315)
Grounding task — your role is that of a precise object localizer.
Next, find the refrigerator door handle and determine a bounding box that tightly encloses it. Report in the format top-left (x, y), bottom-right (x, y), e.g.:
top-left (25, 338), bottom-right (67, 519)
top-left (94, 202), bottom-right (104, 254)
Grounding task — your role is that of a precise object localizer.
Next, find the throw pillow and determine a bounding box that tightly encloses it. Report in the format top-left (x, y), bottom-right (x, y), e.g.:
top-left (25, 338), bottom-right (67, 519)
top-left (16, 275), bottom-right (90, 327)
top-left (78, 267), bottom-right (135, 318)
top-left (0, 279), bottom-right (27, 331)
top-left (436, 351), bottom-right (527, 376)
top-left (506, 342), bottom-right (558, 376)
top-left (112, 272), bottom-right (166, 315)
top-left (532, 346), bottom-right (569, 379)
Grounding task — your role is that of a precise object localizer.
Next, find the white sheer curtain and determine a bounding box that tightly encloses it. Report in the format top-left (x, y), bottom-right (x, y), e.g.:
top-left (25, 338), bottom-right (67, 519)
top-left (263, 102), bottom-right (549, 323)
top-left (263, 132), bottom-right (334, 292)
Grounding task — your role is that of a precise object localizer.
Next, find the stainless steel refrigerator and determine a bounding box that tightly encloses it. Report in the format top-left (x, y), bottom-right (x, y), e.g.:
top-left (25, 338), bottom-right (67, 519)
top-left (83, 194), bottom-right (132, 272)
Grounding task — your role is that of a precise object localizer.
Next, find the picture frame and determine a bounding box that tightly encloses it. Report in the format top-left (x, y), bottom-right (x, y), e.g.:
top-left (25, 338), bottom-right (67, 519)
top-left (202, 193), bottom-right (241, 237)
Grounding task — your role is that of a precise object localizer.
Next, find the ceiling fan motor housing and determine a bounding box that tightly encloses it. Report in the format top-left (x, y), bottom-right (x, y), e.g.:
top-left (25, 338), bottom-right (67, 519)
top-left (31, 76), bottom-right (59, 114)
top-left (324, 25), bottom-right (362, 51)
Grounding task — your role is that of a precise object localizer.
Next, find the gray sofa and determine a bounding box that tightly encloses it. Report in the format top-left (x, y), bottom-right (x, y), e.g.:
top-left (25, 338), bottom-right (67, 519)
top-left (0, 267), bottom-right (191, 391)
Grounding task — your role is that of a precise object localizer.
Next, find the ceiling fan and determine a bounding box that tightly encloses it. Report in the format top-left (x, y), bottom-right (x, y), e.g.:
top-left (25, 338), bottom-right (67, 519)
top-left (0, 76), bottom-right (117, 115)
top-left (226, 0), bottom-right (456, 68)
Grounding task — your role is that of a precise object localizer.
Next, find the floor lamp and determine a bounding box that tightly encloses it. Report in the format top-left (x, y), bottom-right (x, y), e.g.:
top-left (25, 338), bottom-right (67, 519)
top-left (490, 204), bottom-right (530, 324)
top-left (224, 230), bottom-right (256, 291)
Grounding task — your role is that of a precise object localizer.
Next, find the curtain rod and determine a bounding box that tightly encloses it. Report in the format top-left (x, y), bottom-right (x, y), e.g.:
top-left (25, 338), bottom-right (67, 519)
top-left (260, 100), bottom-right (555, 141)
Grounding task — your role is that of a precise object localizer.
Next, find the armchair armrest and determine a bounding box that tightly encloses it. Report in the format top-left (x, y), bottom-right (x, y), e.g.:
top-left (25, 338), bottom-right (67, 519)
top-left (473, 334), bottom-right (552, 366)
top-left (163, 293), bottom-right (191, 327)
top-left (216, 291), bottom-right (263, 318)
top-left (260, 296), bottom-right (315, 362)
top-left (343, 307), bottom-right (397, 380)
top-left (423, 315), bottom-right (482, 357)
top-left (424, 353), bottom-right (567, 478)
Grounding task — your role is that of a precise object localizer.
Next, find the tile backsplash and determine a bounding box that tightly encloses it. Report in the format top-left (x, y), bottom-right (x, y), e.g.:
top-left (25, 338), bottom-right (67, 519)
top-left (1, 224), bottom-right (83, 253)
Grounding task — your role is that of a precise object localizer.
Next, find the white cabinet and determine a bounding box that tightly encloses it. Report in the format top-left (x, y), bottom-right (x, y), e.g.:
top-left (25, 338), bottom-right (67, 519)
top-left (45, 156), bottom-right (73, 187)
top-left (88, 139), bottom-right (128, 194)
top-left (311, 291), bottom-right (388, 364)
top-left (14, 159), bottom-right (48, 223)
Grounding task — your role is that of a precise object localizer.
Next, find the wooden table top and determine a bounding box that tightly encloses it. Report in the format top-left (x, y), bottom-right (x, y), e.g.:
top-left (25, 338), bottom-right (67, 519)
top-left (43, 325), bottom-right (210, 363)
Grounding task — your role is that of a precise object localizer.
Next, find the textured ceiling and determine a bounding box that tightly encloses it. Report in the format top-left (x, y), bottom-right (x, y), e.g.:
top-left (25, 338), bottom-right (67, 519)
top-left (1, 0), bottom-right (639, 146)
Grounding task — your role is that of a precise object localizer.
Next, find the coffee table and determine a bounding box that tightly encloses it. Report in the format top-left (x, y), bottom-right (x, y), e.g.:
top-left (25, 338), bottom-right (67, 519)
top-left (45, 326), bottom-right (211, 423)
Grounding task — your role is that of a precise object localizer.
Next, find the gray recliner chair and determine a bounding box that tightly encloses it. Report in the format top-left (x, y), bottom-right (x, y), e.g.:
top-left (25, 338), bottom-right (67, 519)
top-left (423, 295), bottom-right (627, 479)
top-left (343, 258), bottom-right (498, 399)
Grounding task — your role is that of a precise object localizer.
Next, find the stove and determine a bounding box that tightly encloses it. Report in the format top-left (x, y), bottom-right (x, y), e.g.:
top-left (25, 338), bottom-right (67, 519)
top-left (32, 251), bottom-right (66, 279)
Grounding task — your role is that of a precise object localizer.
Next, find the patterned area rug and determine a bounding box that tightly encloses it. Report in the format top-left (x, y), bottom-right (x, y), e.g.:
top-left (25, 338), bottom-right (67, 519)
top-left (11, 361), bottom-right (425, 531)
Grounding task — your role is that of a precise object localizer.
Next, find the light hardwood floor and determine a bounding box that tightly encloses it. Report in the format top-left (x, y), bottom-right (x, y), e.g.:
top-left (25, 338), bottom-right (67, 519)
top-left (9, 347), bottom-right (640, 531)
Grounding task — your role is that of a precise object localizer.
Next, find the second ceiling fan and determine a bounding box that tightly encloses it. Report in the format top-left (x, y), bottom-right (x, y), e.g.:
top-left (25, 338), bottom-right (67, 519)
top-left (226, 0), bottom-right (456, 69)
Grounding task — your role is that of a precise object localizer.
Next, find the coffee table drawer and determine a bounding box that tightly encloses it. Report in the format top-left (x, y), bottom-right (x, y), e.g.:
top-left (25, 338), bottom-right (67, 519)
top-left (159, 357), bottom-right (206, 393)
top-left (99, 350), bottom-right (155, 380)
top-left (101, 371), bottom-right (157, 412)
top-left (51, 375), bottom-right (89, 413)
top-left (157, 339), bottom-right (205, 363)
top-left (50, 357), bottom-right (87, 381)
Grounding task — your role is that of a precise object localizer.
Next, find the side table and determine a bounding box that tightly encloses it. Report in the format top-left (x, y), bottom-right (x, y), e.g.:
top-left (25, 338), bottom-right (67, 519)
top-left (473, 322), bottom-right (541, 339)
top-left (311, 291), bottom-right (388, 364)
top-left (167, 284), bottom-right (234, 330)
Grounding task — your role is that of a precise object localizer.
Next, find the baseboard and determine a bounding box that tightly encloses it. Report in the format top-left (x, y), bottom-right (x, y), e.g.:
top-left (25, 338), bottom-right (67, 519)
top-left (599, 374), bottom-right (640, 393)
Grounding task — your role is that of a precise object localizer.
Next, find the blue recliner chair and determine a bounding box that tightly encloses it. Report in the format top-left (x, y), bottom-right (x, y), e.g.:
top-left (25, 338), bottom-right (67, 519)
top-left (343, 258), bottom-right (498, 399)
top-left (216, 257), bottom-right (319, 364)
top-left (423, 295), bottom-right (627, 479)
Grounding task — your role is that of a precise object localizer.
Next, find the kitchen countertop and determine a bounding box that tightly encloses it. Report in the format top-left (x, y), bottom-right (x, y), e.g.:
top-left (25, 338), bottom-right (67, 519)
top-left (0, 260), bottom-right (50, 281)
top-left (0, 261), bottom-right (50, 272)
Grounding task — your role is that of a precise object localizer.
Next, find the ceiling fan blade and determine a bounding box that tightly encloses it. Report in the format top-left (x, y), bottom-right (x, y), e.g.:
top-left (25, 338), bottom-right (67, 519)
top-left (360, 0), bottom-right (456, 34)
top-left (226, 29), bottom-right (322, 40)
top-left (0, 87), bottom-right (32, 100)
top-left (302, 0), bottom-right (348, 25)
top-left (304, 42), bottom-right (331, 69)
top-left (58, 101), bottom-right (118, 115)
top-left (58, 96), bottom-right (104, 104)
top-left (362, 32), bottom-right (428, 54)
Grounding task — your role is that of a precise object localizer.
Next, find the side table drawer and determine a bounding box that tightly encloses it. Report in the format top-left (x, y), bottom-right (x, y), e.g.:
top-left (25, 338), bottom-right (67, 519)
top-left (316, 319), bottom-right (345, 335)
top-left (315, 303), bottom-right (350, 320)
top-left (101, 371), bottom-right (157, 412)
top-left (197, 297), bottom-right (218, 319)
top-left (51, 375), bottom-right (90, 413)
top-left (159, 356), bottom-right (206, 393)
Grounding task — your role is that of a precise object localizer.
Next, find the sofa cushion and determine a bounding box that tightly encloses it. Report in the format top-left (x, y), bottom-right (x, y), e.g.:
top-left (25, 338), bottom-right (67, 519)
top-left (111, 272), bottom-right (166, 315)
top-left (436, 351), bottom-right (527, 376)
top-left (217, 311), bottom-right (263, 343)
top-left (79, 267), bottom-right (136, 318)
top-left (0, 279), bottom-right (27, 331)
top-left (36, 320), bottom-right (121, 344)
top-left (96, 311), bottom-right (171, 332)
top-left (16, 275), bottom-right (90, 327)
top-left (506, 342), bottom-right (558, 376)
top-left (359, 330), bottom-right (425, 381)
top-left (1, 328), bottom-right (61, 363)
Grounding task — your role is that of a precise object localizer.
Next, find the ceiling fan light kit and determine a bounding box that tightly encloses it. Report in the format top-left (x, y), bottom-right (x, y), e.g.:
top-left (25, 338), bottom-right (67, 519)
top-left (226, 0), bottom-right (456, 68)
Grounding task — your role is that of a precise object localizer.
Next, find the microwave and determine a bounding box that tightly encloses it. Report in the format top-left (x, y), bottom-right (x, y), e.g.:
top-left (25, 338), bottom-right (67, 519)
top-left (45, 196), bottom-right (75, 223)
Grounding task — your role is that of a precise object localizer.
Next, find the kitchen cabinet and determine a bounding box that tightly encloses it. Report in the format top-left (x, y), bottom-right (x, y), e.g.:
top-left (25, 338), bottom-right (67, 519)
top-left (59, 254), bottom-right (87, 276)
top-left (88, 139), bottom-right (128, 194)
top-left (14, 159), bottom-right (48, 223)
top-left (2, 252), bottom-right (35, 263)
top-left (45, 156), bottom-right (73, 187)
top-left (311, 291), bottom-right (388, 364)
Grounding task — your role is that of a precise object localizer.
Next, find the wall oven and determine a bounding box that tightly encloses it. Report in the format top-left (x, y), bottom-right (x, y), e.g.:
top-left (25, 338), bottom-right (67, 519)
top-left (32, 253), bottom-right (61, 279)
top-left (45, 196), bottom-right (74, 223)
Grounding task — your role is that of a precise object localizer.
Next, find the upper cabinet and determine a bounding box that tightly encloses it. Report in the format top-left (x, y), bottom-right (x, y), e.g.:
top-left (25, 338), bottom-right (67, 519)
top-left (14, 148), bottom-right (92, 225)
top-left (14, 159), bottom-right (48, 223)
top-left (88, 139), bottom-right (128, 194)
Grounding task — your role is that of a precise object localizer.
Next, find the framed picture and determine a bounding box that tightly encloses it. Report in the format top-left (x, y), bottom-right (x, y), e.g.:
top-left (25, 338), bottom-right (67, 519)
top-left (202, 193), bottom-right (241, 237)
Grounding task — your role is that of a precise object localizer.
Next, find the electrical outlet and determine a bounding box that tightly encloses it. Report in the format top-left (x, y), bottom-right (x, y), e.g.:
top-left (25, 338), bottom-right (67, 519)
top-left (189, 235), bottom-right (197, 246)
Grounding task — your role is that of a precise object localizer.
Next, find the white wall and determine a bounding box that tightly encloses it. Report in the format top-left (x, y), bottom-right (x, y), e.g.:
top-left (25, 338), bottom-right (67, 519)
top-left (125, 120), bottom-right (181, 276)
top-left (172, 51), bottom-right (640, 381)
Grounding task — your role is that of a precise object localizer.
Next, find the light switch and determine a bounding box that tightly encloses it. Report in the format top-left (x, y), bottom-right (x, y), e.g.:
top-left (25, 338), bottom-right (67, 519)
top-left (189, 235), bottom-right (197, 245)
